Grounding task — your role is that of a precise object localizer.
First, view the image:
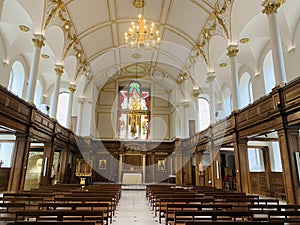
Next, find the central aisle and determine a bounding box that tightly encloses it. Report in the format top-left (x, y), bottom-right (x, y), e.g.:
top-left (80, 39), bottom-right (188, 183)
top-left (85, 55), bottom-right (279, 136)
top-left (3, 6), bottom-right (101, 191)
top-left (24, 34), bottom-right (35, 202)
top-left (114, 190), bottom-right (158, 225)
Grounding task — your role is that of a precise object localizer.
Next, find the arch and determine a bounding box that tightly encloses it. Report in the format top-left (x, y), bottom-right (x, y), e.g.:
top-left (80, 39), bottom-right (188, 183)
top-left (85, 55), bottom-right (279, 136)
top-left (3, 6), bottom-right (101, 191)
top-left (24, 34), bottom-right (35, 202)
top-left (57, 91), bottom-right (70, 127)
top-left (239, 72), bottom-right (253, 108)
top-left (198, 96), bottom-right (210, 132)
top-left (34, 79), bottom-right (43, 109)
top-left (263, 51), bottom-right (275, 94)
top-left (8, 61), bottom-right (25, 97)
top-left (222, 87), bottom-right (232, 117)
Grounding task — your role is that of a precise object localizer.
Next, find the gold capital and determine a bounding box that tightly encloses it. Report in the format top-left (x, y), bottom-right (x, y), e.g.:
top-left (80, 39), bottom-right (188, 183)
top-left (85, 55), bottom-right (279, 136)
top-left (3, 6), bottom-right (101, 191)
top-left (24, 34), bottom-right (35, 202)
top-left (226, 45), bottom-right (239, 58)
top-left (54, 65), bottom-right (64, 76)
top-left (262, 0), bottom-right (285, 15)
top-left (68, 84), bottom-right (76, 93)
top-left (32, 35), bottom-right (45, 48)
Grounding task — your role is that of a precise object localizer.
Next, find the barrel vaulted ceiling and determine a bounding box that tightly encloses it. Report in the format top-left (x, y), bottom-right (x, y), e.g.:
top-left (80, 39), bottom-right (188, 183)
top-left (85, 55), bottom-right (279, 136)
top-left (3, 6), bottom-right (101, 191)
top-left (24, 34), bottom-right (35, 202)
top-left (0, 0), bottom-right (299, 93)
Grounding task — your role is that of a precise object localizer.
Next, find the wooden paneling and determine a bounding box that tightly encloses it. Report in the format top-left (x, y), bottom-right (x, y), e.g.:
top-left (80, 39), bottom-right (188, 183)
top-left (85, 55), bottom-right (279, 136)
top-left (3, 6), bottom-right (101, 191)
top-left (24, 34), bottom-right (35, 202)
top-left (0, 168), bottom-right (10, 191)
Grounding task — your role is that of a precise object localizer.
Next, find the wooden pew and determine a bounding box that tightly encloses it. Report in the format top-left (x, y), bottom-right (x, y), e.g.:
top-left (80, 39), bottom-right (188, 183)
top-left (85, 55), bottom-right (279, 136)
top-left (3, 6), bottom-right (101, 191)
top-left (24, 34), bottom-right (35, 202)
top-left (268, 210), bottom-right (300, 223)
top-left (171, 210), bottom-right (254, 225)
top-left (165, 204), bottom-right (233, 225)
top-left (15, 210), bottom-right (104, 224)
top-left (53, 196), bottom-right (116, 217)
top-left (157, 198), bottom-right (215, 223)
top-left (8, 222), bottom-right (97, 225)
top-left (184, 222), bottom-right (284, 225)
top-left (38, 202), bottom-right (111, 224)
top-left (0, 203), bottom-right (26, 222)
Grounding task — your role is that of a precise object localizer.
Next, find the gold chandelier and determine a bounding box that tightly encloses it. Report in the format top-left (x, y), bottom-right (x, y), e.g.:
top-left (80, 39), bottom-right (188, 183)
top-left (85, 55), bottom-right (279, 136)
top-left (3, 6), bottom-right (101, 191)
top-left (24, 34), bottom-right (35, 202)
top-left (124, 0), bottom-right (161, 50)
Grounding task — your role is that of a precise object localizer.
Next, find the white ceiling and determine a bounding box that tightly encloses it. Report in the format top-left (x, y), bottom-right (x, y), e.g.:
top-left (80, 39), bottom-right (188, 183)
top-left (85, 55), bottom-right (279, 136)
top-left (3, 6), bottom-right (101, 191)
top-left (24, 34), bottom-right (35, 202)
top-left (0, 0), bottom-right (299, 94)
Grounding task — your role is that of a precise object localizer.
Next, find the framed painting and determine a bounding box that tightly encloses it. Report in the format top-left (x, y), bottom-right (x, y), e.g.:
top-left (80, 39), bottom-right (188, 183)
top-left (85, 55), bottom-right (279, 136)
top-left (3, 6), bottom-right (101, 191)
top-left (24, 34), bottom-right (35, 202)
top-left (99, 159), bottom-right (107, 169)
top-left (157, 159), bottom-right (165, 171)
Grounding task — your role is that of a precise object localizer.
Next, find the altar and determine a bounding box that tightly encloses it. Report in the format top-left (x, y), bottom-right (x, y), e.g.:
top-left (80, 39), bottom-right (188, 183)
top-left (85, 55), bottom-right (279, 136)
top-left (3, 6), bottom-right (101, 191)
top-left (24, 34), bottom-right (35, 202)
top-left (123, 173), bottom-right (142, 184)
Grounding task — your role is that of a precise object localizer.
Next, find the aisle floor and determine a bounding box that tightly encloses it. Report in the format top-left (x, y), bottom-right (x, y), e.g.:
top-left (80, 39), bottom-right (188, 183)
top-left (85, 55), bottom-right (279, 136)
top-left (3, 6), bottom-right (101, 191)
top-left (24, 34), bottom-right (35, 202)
top-left (113, 190), bottom-right (159, 225)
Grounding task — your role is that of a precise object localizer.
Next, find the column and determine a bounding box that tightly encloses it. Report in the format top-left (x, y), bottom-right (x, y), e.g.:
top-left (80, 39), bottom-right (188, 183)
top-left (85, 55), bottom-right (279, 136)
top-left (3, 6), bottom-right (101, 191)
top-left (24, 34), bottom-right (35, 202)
top-left (7, 133), bottom-right (30, 192)
top-left (262, 0), bottom-right (287, 84)
top-left (206, 72), bottom-right (216, 124)
top-left (227, 45), bottom-right (240, 110)
top-left (50, 64), bottom-right (64, 119)
top-left (193, 89), bottom-right (201, 132)
top-left (66, 84), bottom-right (76, 129)
top-left (233, 138), bottom-right (251, 194)
top-left (118, 154), bottom-right (123, 183)
top-left (40, 143), bottom-right (55, 186)
top-left (26, 34), bottom-right (45, 104)
top-left (277, 128), bottom-right (300, 204)
top-left (184, 101), bottom-right (190, 137)
top-left (142, 154), bottom-right (146, 183)
top-left (0, 0), bottom-right (5, 19)
top-left (175, 152), bottom-right (183, 185)
top-left (76, 97), bottom-right (84, 135)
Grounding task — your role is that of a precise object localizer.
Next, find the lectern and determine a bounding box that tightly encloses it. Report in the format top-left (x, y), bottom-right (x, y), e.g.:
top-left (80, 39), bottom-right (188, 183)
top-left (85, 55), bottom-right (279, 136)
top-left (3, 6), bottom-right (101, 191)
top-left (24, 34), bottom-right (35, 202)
top-left (75, 159), bottom-right (92, 189)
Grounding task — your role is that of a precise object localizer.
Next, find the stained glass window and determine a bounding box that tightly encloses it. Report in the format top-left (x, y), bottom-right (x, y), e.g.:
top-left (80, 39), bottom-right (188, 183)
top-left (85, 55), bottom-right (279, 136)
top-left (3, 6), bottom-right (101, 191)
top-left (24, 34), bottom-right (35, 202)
top-left (118, 81), bottom-right (150, 140)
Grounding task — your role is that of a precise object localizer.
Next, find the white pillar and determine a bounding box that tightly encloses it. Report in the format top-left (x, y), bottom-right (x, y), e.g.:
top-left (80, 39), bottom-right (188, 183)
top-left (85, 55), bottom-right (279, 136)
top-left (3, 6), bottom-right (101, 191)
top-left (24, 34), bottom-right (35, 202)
top-left (207, 72), bottom-right (216, 124)
top-left (193, 88), bottom-right (201, 132)
top-left (142, 154), bottom-right (146, 183)
top-left (26, 35), bottom-right (45, 104)
top-left (76, 97), bottom-right (84, 135)
top-left (66, 84), bottom-right (76, 129)
top-left (262, 0), bottom-right (287, 84)
top-left (227, 45), bottom-right (240, 110)
top-left (118, 154), bottom-right (123, 183)
top-left (50, 64), bottom-right (64, 119)
top-left (184, 101), bottom-right (189, 137)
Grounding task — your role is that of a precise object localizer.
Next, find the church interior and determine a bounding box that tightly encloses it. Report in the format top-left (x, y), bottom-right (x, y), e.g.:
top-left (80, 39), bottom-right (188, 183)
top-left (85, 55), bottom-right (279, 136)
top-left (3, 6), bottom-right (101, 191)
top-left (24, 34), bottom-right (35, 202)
top-left (0, 0), bottom-right (300, 224)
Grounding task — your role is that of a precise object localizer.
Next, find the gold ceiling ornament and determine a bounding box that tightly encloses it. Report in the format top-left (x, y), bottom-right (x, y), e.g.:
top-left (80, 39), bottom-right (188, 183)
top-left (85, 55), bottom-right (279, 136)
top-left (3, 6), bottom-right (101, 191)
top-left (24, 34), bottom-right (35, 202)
top-left (219, 63), bottom-right (227, 67)
top-left (194, 0), bottom-right (233, 66)
top-left (19, 25), bottom-right (30, 32)
top-left (32, 35), bottom-right (45, 48)
top-left (44, 0), bottom-right (89, 79)
top-left (41, 54), bottom-right (50, 59)
top-left (124, 0), bottom-right (161, 50)
top-left (240, 37), bottom-right (250, 44)
top-left (262, 0), bottom-right (285, 15)
top-left (54, 64), bottom-right (64, 76)
top-left (226, 45), bottom-right (239, 58)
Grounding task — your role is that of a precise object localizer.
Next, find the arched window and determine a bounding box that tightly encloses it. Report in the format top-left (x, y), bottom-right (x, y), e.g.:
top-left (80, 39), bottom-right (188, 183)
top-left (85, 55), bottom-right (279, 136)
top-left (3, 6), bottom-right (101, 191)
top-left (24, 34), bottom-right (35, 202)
top-left (8, 61), bottom-right (25, 97)
top-left (34, 80), bottom-right (43, 110)
top-left (263, 51), bottom-right (276, 94)
top-left (118, 81), bottom-right (150, 140)
top-left (248, 79), bottom-right (254, 103)
top-left (239, 72), bottom-right (253, 108)
top-left (198, 97), bottom-right (210, 131)
top-left (57, 92), bottom-right (70, 127)
top-left (222, 88), bottom-right (232, 116)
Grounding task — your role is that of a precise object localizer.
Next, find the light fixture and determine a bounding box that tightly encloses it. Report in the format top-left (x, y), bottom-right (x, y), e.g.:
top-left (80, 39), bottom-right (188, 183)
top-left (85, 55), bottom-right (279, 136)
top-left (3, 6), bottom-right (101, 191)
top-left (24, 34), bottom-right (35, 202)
top-left (124, 0), bottom-right (160, 50)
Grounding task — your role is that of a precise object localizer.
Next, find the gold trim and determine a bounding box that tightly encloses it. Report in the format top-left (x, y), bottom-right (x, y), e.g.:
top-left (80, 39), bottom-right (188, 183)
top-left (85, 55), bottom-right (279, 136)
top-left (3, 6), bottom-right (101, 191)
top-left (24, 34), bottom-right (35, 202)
top-left (41, 54), bottom-right (50, 59)
top-left (19, 25), bottom-right (30, 32)
top-left (240, 37), bottom-right (250, 44)
top-left (54, 65), bottom-right (64, 76)
top-left (262, 0), bottom-right (284, 15)
top-left (32, 35), bottom-right (45, 48)
top-left (219, 63), bottom-right (227, 67)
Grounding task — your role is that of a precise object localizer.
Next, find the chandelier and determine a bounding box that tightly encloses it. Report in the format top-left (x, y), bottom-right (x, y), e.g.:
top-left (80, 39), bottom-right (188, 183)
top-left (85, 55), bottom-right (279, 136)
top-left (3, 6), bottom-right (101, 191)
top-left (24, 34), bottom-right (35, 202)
top-left (124, 0), bottom-right (161, 50)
